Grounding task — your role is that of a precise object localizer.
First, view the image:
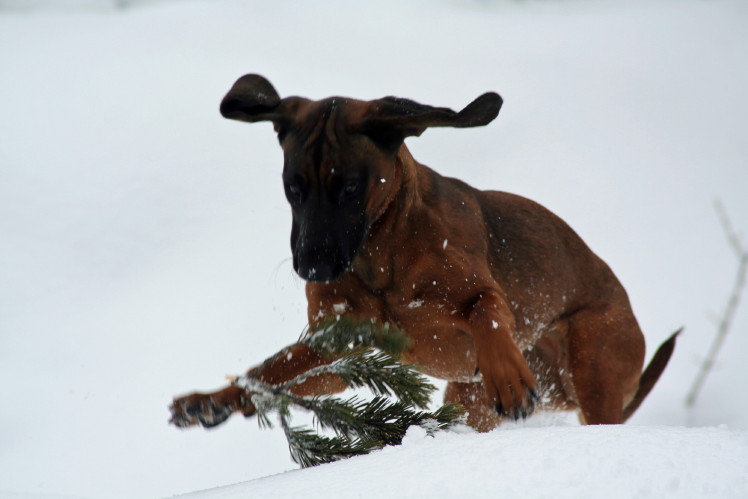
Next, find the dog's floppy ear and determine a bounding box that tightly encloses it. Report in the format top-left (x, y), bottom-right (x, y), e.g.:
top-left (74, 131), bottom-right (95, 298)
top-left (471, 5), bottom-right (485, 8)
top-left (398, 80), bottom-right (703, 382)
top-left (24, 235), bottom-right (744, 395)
top-left (221, 74), bottom-right (312, 138)
top-left (220, 74), bottom-right (282, 122)
top-left (362, 92), bottom-right (502, 151)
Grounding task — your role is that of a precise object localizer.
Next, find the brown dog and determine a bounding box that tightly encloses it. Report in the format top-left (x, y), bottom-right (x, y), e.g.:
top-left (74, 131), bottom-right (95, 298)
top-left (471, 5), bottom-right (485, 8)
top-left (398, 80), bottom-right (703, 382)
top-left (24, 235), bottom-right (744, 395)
top-left (170, 75), bottom-right (677, 431)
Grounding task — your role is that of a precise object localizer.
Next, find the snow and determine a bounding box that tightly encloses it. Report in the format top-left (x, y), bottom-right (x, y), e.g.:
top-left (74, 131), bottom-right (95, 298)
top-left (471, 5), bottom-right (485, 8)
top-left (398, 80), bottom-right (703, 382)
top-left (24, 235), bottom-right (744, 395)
top-left (1, 0), bottom-right (747, 498)
top-left (179, 423), bottom-right (748, 499)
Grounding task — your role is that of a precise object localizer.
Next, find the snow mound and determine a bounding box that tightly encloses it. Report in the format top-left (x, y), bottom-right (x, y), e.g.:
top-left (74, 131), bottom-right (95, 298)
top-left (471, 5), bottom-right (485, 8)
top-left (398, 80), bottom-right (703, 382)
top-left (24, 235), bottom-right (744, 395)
top-left (180, 425), bottom-right (748, 499)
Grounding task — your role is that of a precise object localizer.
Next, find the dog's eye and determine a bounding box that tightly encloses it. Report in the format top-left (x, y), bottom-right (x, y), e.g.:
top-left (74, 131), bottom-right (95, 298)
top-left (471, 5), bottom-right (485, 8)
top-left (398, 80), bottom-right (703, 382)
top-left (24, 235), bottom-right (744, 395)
top-left (286, 182), bottom-right (304, 204)
top-left (336, 180), bottom-right (360, 203)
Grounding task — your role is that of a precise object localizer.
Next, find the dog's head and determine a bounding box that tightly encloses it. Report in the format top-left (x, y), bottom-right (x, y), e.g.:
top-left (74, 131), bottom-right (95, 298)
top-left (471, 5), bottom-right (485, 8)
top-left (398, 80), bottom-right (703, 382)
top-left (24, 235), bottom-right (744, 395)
top-left (220, 74), bottom-right (502, 282)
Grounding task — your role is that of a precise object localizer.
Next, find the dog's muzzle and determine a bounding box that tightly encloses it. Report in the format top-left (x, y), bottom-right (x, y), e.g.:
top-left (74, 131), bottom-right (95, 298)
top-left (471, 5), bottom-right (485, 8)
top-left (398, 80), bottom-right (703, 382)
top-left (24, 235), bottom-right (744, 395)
top-left (293, 246), bottom-right (351, 283)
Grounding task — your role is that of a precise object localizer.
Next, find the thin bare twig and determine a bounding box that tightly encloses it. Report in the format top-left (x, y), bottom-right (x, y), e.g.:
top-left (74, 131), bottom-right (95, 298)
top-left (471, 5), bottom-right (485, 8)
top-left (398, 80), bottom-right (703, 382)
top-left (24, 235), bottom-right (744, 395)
top-left (685, 201), bottom-right (748, 407)
top-left (715, 200), bottom-right (745, 258)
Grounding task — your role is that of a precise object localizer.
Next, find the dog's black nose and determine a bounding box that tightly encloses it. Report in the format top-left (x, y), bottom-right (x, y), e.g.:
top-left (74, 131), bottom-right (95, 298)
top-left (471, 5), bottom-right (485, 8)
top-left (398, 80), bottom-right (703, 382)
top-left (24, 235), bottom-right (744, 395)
top-left (294, 254), bottom-right (347, 283)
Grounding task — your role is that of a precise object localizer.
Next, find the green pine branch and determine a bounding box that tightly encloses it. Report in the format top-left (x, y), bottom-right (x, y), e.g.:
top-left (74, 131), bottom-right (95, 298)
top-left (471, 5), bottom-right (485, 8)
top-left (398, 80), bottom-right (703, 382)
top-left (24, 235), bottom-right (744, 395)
top-left (281, 420), bottom-right (377, 468)
top-left (301, 316), bottom-right (412, 357)
top-left (239, 318), bottom-right (466, 468)
top-left (321, 349), bottom-right (435, 408)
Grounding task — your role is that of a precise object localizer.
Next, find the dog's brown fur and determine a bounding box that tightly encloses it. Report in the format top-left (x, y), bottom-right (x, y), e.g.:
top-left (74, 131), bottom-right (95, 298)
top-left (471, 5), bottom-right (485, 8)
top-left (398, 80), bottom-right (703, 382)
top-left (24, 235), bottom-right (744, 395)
top-left (170, 75), bottom-right (677, 431)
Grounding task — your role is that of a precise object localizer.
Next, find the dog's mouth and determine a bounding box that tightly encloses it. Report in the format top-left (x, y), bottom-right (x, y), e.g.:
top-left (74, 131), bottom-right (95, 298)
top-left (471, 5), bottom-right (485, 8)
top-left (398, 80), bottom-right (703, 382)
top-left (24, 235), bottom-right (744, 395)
top-left (291, 215), bottom-right (369, 283)
top-left (294, 256), bottom-right (353, 283)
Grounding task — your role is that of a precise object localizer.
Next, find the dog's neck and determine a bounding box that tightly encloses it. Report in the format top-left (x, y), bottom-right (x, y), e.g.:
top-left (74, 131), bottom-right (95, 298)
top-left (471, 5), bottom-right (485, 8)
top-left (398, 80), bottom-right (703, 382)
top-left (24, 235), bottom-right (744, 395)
top-left (350, 145), bottom-right (426, 292)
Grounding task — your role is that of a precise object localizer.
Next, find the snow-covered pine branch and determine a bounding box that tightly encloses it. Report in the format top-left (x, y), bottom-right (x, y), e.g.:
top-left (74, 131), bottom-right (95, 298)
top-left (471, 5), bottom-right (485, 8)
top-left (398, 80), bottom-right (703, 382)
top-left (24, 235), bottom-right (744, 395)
top-left (301, 316), bottom-right (412, 357)
top-left (234, 318), bottom-right (466, 467)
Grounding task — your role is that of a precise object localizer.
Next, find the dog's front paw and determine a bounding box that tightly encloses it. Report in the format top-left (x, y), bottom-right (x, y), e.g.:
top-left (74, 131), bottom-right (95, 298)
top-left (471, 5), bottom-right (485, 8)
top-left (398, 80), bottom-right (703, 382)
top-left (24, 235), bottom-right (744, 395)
top-left (170, 393), bottom-right (231, 428)
top-left (478, 350), bottom-right (538, 421)
top-left (170, 385), bottom-right (255, 429)
top-left (494, 382), bottom-right (539, 421)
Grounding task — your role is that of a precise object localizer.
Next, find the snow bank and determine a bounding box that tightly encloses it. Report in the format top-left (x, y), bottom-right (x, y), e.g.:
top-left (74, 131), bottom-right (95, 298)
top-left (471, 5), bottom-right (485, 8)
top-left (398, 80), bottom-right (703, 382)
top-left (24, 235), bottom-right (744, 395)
top-left (180, 425), bottom-right (748, 499)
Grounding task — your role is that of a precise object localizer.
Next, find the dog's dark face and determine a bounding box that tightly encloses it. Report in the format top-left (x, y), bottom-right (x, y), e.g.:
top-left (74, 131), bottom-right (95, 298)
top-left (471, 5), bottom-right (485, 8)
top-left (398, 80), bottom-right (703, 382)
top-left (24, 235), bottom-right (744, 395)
top-left (220, 74), bottom-right (502, 282)
top-left (278, 98), bottom-right (393, 282)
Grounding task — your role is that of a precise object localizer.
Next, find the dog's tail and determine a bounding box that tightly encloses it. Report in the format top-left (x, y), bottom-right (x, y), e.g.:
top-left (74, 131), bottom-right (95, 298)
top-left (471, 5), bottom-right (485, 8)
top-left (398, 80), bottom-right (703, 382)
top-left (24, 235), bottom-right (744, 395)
top-left (622, 328), bottom-right (681, 422)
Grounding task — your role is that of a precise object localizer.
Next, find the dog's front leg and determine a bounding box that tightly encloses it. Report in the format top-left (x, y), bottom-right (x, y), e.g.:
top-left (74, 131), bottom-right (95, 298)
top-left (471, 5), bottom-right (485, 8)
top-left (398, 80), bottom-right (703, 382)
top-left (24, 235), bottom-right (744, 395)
top-left (470, 291), bottom-right (537, 420)
top-left (170, 343), bottom-right (347, 429)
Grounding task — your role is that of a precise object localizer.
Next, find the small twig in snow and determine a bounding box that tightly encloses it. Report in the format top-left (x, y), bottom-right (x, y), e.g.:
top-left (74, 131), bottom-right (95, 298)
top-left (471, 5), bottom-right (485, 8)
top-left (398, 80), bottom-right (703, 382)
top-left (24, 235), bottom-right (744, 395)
top-left (685, 201), bottom-right (748, 407)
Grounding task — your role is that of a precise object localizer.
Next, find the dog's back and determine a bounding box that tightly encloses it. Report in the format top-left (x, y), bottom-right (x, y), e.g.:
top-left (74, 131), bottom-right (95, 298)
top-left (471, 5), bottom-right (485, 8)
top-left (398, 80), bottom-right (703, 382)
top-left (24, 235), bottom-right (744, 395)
top-left (477, 190), bottom-right (625, 323)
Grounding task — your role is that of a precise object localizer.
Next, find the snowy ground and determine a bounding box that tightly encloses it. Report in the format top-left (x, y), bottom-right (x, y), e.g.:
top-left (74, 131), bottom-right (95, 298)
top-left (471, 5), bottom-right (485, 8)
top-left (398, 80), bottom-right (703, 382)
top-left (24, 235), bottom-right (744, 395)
top-left (180, 423), bottom-right (748, 499)
top-left (1, 0), bottom-right (747, 498)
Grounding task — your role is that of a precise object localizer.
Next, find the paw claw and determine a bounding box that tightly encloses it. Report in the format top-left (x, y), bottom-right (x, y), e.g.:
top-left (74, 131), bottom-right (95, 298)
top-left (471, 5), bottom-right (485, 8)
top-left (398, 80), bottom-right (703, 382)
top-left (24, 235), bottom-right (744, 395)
top-left (169, 400), bottom-right (199, 428)
top-left (197, 402), bottom-right (232, 428)
top-left (530, 389), bottom-right (540, 404)
top-left (492, 385), bottom-right (537, 421)
top-left (517, 405), bottom-right (528, 420)
top-left (185, 404), bottom-right (203, 417)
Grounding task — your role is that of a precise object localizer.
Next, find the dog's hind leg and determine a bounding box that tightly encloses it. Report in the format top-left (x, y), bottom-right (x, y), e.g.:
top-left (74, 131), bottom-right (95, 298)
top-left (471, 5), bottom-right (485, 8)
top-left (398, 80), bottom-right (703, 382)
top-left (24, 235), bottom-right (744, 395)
top-left (566, 301), bottom-right (645, 424)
